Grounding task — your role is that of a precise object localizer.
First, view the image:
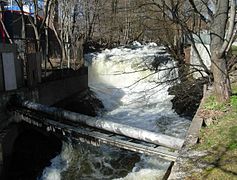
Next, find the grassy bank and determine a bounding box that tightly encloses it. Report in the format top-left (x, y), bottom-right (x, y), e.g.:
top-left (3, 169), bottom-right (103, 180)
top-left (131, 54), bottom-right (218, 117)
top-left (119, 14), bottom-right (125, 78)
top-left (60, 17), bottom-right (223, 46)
top-left (231, 45), bottom-right (237, 55)
top-left (186, 84), bottom-right (237, 179)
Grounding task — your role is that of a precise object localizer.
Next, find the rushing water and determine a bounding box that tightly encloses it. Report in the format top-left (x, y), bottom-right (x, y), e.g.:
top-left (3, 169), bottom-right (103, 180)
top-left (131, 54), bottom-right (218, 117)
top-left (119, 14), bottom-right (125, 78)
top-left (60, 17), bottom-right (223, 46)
top-left (39, 42), bottom-right (191, 180)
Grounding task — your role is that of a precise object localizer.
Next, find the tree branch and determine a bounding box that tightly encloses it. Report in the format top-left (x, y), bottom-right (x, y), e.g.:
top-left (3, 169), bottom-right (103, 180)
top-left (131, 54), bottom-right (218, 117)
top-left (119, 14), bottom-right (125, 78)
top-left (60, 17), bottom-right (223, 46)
top-left (188, 0), bottom-right (209, 23)
top-left (219, 0), bottom-right (236, 56)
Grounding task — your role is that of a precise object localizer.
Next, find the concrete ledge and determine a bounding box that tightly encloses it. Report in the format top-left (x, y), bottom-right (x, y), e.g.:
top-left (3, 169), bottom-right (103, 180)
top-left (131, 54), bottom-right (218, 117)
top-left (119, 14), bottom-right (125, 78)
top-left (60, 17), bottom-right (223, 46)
top-left (167, 86), bottom-right (212, 179)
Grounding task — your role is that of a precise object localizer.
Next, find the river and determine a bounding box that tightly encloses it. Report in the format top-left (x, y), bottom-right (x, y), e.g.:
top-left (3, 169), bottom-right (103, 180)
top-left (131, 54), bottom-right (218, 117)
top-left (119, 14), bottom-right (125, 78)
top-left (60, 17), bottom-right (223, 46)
top-left (39, 42), bottom-right (190, 180)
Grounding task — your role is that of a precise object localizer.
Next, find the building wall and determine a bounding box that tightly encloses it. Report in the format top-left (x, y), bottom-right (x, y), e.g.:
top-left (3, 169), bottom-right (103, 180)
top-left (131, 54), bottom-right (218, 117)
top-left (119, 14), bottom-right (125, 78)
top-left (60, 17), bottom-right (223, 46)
top-left (190, 43), bottom-right (211, 79)
top-left (0, 44), bottom-right (24, 91)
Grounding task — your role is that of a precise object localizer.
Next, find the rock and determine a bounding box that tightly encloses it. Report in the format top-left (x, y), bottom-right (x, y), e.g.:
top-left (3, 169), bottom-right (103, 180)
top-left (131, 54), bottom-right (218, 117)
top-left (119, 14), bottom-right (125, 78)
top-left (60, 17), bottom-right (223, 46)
top-left (203, 117), bottom-right (213, 126)
top-left (53, 88), bottom-right (104, 117)
top-left (168, 78), bottom-right (207, 118)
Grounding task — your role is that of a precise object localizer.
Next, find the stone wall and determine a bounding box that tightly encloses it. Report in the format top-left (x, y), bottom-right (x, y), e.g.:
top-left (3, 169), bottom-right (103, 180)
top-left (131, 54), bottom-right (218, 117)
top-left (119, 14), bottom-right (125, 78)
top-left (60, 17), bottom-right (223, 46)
top-left (38, 70), bottom-right (88, 105)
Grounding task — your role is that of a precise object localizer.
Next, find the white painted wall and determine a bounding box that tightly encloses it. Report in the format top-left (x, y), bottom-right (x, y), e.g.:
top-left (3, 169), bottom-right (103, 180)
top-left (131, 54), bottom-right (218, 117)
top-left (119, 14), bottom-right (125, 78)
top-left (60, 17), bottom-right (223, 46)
top-left (2, 53), bottom-right (17, 91)
top-left (190, 43), bottom-right (211, 79)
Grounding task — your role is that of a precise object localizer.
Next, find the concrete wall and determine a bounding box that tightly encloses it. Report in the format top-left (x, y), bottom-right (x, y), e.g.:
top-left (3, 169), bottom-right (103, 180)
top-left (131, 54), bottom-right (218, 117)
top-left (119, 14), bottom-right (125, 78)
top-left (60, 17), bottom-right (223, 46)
top-left (0, 56), bottom-right (4, 91)
top-left (38, 74), bottom-right (88, 105)
top-left (0, 67), bottom-right (88, 127)
top-left (0, 70), bottom-right (88, 128)
top-left (0, 123), bottom-right (62, 180)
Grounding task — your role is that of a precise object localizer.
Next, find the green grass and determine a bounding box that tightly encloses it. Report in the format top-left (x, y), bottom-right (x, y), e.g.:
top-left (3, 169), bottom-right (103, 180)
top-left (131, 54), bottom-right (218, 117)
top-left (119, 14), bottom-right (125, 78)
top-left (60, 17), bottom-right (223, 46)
top-left (231, 45), bottom-right (237, 55)
top-left (232, 83), bottom-right (237, 94)
top-left (203, 95), bottom-right (228, 111)
top-left (203, 83), bottom-right (237, 111)
top-left (231, 83), bottom-right (237, 110)
top-left (187, 84), bottom-right (237, 180)
top-left (231, 95), bottom-right (237, 109)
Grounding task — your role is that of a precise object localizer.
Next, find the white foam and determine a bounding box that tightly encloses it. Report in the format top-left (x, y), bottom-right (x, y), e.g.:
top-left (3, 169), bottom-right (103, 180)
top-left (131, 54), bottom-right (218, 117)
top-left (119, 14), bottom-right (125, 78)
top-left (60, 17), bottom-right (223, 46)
top-left (41, 43), bottom-right (190, 180)
top-left (116, 169), bottom-right (164, 180)
top-left (39, 142), bottom-right (73, 180)
top-left (115, 155), bottom-right (170, 180)
top-left (87, 43), bottom-right (190, 137)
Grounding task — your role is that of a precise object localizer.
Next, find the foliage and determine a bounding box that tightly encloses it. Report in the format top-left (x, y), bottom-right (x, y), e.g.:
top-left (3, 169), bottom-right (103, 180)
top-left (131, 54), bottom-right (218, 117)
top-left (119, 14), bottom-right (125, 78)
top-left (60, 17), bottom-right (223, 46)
top-left (169, 78), bottom-right (205, 117)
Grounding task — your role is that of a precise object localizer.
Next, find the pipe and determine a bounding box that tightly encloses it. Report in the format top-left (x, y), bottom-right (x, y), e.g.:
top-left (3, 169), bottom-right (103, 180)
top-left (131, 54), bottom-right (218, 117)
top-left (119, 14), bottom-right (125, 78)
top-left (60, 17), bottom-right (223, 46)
top-left (17, 100), bottom-right (184, 150)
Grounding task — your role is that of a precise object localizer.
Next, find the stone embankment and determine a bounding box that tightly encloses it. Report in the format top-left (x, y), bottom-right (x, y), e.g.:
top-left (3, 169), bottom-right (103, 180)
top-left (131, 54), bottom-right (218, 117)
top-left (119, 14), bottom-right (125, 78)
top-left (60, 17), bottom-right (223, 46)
top-left (168, 78), bottom-right (207, 118)
top-left (168, 85), bottom-right (212, 179)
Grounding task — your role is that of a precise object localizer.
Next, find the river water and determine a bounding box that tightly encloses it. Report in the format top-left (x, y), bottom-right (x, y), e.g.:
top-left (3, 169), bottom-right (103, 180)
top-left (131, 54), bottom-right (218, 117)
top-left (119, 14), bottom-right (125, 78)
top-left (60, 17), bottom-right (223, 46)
top-left (39, 42), bottom-right (190, 180)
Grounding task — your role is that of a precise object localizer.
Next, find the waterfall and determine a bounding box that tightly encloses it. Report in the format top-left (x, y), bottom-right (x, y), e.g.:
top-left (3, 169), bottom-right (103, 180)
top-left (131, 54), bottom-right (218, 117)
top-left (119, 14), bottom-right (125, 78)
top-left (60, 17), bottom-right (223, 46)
top-left (40, 42), bottom-right (190, 180)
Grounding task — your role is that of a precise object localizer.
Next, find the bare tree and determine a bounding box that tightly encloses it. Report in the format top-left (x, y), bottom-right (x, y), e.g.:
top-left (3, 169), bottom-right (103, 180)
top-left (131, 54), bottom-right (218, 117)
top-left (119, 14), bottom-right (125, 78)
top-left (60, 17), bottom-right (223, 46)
top-left (209, 0), bottom-right (235, 102)
top-left (139, 0), bottom-right (236, 102)
top-left (186, 0), bottom-right (236, 102)
top-left (9, 0), bottom-right (236, 103)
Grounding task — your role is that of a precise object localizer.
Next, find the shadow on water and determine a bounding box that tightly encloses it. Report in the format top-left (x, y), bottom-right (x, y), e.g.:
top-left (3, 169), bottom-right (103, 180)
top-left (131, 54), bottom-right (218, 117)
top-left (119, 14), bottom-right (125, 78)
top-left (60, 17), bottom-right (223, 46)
top-left (5, 123), bottom-right (62, 180)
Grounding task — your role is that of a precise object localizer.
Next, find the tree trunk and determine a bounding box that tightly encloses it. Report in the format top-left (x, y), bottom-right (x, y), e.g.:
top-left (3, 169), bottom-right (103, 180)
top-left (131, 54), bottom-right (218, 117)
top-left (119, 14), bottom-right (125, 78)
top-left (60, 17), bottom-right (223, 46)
top-left (61, 44), bottom-right (66, 68)
top-left (211, 51), bottom-right (231, 102)
top-left (210, 0), bottom-right (231, 103)
top-left (77, 35), bottom-right (84, 67)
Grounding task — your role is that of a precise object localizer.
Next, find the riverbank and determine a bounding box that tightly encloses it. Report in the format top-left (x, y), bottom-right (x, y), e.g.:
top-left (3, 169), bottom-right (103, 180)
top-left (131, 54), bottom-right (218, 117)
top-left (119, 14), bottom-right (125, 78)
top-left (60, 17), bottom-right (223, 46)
top-left (169, 83), bottom-right (237, 179)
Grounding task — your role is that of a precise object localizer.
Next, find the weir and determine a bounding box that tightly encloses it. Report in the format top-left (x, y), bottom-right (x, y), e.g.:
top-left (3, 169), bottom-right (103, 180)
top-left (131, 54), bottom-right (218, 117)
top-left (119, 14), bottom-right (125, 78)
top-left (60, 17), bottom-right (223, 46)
top-left (10, 99), bottom-right (184, 161)
top-left (1, 43), bottom-right (191, 179)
